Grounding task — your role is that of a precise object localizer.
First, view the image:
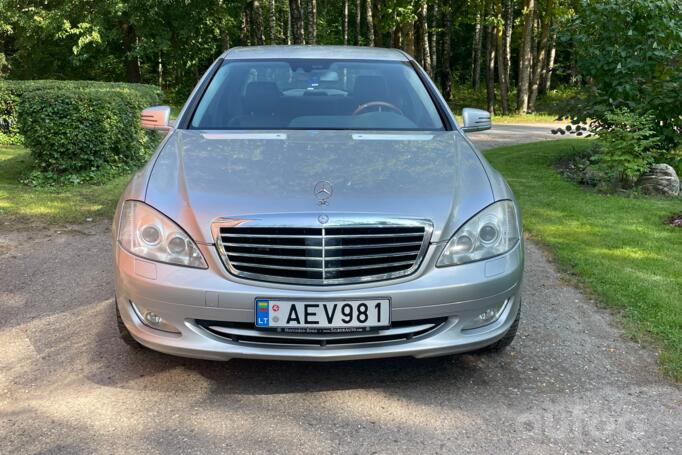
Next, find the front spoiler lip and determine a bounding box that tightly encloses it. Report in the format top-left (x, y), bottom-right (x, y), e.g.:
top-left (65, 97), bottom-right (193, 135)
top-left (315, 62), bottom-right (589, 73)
top-left (117, 288), bottom-right (521, 362)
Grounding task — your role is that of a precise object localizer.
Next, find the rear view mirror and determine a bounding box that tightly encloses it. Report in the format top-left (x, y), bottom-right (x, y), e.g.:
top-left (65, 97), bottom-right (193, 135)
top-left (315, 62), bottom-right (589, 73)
top-left (141, 106), bottom-right (171, 132)
top-left (461, 108), bottom-right (492, 133)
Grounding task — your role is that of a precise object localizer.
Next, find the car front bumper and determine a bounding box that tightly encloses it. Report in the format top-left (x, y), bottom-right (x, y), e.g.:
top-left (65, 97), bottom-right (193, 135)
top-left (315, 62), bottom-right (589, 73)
top-left (115, 240), bottom-right (523, 361)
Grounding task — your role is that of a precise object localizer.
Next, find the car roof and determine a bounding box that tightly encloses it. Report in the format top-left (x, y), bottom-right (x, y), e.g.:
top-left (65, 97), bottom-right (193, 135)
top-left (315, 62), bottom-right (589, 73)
top-left (222, 45), bottom-right (411, 62)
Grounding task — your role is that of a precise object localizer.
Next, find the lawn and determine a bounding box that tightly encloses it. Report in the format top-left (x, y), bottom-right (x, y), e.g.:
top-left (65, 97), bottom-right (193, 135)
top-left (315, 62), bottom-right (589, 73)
top-left (487, 140), bottom-right (682, 380)
top-left (0, 145), bottom-right (132, 225)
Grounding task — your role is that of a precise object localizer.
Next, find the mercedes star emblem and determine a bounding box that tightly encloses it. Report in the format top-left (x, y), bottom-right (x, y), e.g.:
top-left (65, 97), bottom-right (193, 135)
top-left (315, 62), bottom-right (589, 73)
top-left (314, 181), bottom-right (333, 205)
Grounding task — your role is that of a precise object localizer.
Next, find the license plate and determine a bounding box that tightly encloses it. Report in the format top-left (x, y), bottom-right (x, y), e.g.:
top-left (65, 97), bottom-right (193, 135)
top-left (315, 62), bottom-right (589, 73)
top-left (255, 299), bottom-right (390, 331)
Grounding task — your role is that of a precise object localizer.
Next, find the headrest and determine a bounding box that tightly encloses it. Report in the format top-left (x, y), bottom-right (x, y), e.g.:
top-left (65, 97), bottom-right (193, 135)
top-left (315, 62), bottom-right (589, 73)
top-left (244, 81), bottom-right (281, 114)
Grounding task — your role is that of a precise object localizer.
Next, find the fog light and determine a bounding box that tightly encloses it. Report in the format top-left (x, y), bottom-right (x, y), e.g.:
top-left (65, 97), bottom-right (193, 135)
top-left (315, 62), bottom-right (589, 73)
top-left (130, 301), bottom-right (180, 334)
top-left (478, 308), bottom-right (497, 321)
top-left (144, 311), bottom-right (163, 325)
top-left (462, 297), bottom-right (513, 330)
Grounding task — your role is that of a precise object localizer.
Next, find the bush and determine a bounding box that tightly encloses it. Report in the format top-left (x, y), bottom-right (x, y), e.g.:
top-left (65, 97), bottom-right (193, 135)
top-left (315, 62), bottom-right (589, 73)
top-left (17, 83), bottom-right (162, 183)
top-left (566, 0), bottom-right (682, 151)
top-left (593, 109), bottom-right (663, 186)
top-left (0, 80), bottom-right (162, 145)
top-left (557, 109), bottom-right (682, 191)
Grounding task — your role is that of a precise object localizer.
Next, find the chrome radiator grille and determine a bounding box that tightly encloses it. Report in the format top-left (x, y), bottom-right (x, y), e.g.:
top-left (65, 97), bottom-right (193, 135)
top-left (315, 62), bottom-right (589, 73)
top-left (216, 223), bottom-right (431, 285)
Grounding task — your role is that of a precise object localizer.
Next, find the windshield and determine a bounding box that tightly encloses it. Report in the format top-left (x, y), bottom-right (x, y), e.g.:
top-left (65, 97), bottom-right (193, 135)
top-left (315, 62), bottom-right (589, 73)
top-left (190, 59), bottom-right (444, 131)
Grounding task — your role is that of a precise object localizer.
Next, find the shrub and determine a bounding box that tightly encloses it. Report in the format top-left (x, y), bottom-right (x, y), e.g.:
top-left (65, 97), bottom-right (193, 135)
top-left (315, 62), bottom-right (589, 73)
top-left (556, 110), bottom-right (674, 190)
top-left (18, 84), bottom-right (162, 182)
top-left (566, 0), bottom-right (682, 151)
top-left (592, 109), bottom-right (663, 186)
top-left (0, 80), bottom-right (162, 145)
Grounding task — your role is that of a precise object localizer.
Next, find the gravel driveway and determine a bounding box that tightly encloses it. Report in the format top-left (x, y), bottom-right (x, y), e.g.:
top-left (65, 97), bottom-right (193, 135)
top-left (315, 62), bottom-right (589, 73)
top-left (1, 125), bottom-right (680, 454)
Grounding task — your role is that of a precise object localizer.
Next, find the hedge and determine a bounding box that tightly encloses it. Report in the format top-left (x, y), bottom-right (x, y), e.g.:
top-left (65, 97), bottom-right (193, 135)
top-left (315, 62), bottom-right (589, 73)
top-left (0, 80), bottom-right (162, 145)
top-left (17, 85), bottom-right (163, 178)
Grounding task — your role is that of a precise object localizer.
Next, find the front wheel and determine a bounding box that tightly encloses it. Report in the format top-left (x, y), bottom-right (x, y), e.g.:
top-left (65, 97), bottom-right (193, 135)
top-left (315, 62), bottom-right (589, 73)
top-left (115, 299), bottom-right (143, 349)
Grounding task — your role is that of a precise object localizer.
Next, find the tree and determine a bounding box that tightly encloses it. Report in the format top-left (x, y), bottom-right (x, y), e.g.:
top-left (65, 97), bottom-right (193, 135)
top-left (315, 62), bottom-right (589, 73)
top-left (343, 0), bottom-right (349, 45)
top-left (471, 4), bottom-right (483, 91)
top-left (306, 0), bottom-right (317, 44)
top-left (289, 0), bottom-right (304, 44)
top-left (503, 0), bottom-right (513, 85)
top-left (269, 0), bottom-right (277, 44)
top-left (418, 0), bottom-right (431, 75)
top-left (517, 0), bottom-right (535, 113)
top-left (485, 3), bottom-right (496, 114)
top-left (529, 0), bottom-right (553, 112)
top-left (429, 2), bottom-right (437, 71)
top-left (496, 0), bottom-right (510, 114)
top-left (366, 0), bottom-right (375, 46)
top-left (355, 0), bottom-right (361, 45)
top-left (543, 31), bottom-right (556, 93)
top-left (440, 0), bottom-right (452, 100)
top-left (567, 0), bottom-right (682, 150)
top-left (252, 0), bottom-right (265, 45)
top-left (0, 0), bottom-right (585, 108)
top-left (120, 15), bottom-right (141, 83)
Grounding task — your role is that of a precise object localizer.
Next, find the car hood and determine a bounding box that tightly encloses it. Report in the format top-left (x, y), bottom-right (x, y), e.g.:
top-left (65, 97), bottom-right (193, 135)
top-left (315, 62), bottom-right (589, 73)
top-left (145, 130), bottom-right (494, 244)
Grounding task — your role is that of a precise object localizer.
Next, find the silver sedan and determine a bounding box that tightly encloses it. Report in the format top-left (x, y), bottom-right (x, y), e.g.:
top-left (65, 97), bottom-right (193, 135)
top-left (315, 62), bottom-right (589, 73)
top-left (113, 46), bottom-right (523, 361)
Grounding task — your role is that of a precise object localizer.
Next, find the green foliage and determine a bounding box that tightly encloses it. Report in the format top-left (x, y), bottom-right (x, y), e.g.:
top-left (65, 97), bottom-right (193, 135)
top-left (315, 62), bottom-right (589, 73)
top-left (17, 83), bottom-right (161, 184)
top-left (0, 0), bottom-right (237, 100)
top-left (0, 79), bottom-right (162, 145)
top-left (593, 109), bottom-right (663, 185)
top-left (568, 0), bottom-right (682, 150)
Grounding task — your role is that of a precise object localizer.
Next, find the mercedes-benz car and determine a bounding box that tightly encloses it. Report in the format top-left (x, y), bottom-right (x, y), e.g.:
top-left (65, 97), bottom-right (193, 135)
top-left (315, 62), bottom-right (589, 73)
top-left (113, 46), bottom-right (523, 361)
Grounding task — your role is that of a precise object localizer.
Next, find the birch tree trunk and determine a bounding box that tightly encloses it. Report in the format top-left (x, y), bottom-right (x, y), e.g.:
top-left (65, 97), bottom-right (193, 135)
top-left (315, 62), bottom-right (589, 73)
top-left (529, 0), bottom-right (552, 112)
top-left (429, 2), bottom-right (438, 72)
top-left (504, 0), bottom-right (513, 84)
top-left (517, 0), bottom-right (535, 113)
top-left (289, 0), bottom-right (305, 44)
top-left (419, 0), bottom-right (431, 75)
top-left (343, 0), bottom-right (349, 45)
top-left (241, 6), bottom-right (251, 45)
top-left (496, 20), bottom-right (510, 114)
top-left (440, 1), bottom-right (452, 101)
top-left (306, 0), bottom-right (317, 44)
top-left (355, 0), bottom-right (361, 45)
top-left (269, 0), bottom-right (276, 44)
top-left (287, 0), bottom-right (292, 44)
top-left (486, 22), bottom-right (497, 114)
top-left (366, 0), bottom-right (375, 46)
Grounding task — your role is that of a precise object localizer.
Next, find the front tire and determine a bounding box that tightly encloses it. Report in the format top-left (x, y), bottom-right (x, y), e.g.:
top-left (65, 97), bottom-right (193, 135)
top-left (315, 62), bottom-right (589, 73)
top-left (115, 299), bottom-right (142, 348)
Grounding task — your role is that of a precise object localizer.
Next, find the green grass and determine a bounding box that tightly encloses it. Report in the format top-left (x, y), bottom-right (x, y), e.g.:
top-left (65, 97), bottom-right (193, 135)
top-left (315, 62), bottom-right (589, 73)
top-left (487, 140), bottom-right (682, 380)
top-left (0, 145), bottom-right (131, 224)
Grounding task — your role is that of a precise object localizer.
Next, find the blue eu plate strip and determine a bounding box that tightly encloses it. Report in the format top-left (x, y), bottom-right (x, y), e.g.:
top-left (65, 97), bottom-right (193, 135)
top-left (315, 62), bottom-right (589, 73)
top-left (255, 299), bottom-right (270, 327)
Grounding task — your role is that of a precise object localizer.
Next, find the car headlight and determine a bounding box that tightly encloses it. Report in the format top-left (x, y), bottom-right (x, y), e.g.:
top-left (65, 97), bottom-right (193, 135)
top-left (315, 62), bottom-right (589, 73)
top-left (118, 200), bottom-right (207, 269)
top-left (437, 200), bottom-right (520, 267)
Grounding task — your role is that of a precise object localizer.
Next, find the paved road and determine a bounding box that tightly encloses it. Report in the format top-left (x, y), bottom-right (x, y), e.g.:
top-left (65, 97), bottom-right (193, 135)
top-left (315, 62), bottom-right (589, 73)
top-left (1, 125), bottom-right (680, 454)
top-left (466, 123), bottom-right (560, 151)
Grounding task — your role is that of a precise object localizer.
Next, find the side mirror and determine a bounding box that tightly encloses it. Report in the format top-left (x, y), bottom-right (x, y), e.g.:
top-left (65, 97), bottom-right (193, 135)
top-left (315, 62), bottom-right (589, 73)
top-left (461, 108), bottom-right (492, 133)
top-left (141, 106), bottom-right (171, 132)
